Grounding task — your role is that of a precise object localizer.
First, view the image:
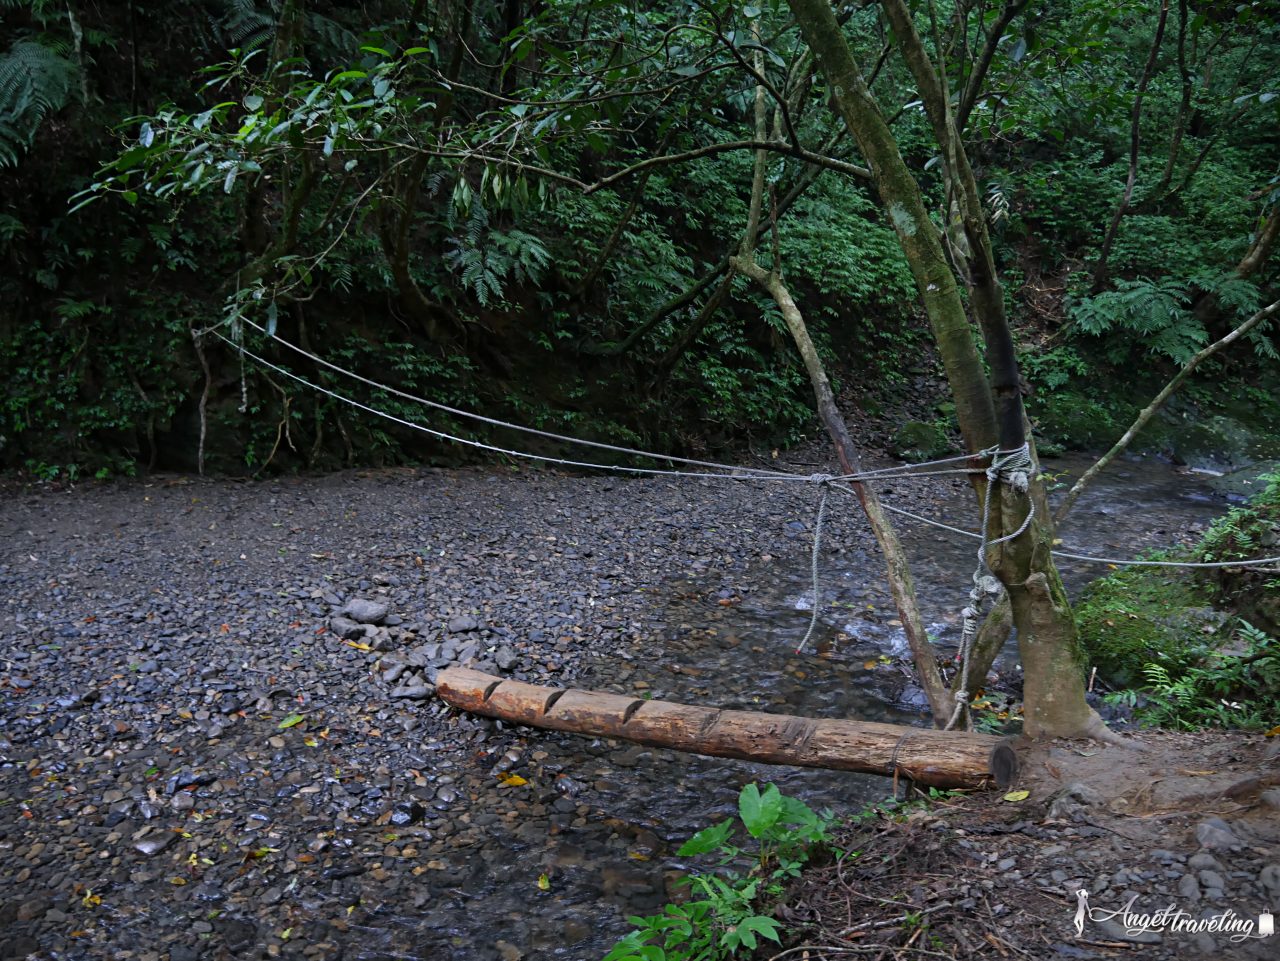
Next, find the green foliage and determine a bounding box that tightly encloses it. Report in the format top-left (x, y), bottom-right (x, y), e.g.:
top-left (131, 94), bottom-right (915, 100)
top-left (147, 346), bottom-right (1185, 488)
top-left (890, 420), bottom-right (952, 463)
top-left (0, 36), bottom-right (75, 167)
top-left (1198, 472), bottom-right (1280, 564)
top-left (3, 0), bottom-right (1278, 474)
top-left (1070, 278), bottom-right (1207, 365)
top-left (602, 783), bottom-right (832, 961)
top-left (1103, 620), bottom-right (1279, 731)
top-left (1089, 476), bottom-right (1280, 729)
top-left (1198, 471), bottom-right (1280, 633)
top-left (444, 216), bottom-right (551, 307)
top-left (1076, 561), bottom-right (1216, 688)
top-left (1028, 390), bottom-right (1135, 452)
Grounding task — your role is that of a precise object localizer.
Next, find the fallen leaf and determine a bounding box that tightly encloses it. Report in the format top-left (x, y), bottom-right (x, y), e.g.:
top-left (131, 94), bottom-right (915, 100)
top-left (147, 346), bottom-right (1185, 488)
top-left (278, 714), bottom-right (305, 730)
top-left (1002, 790), bottom-right (1030, 803)
top-left (498, 772), bottom-right (528, 787)
top-left (1178, 769), bottom-right (1216, 776)
top-left (344, 640), bottom-right (373, 653)
top-left (1264, 725), bottom-right (1280, 738)
top-left (537, 873), bottom-right (550, 891)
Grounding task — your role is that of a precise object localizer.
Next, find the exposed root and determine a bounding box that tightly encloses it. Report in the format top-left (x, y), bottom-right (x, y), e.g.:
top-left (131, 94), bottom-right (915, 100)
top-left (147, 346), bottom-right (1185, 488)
top-left (1080, 710), bottom-right (1147, 750)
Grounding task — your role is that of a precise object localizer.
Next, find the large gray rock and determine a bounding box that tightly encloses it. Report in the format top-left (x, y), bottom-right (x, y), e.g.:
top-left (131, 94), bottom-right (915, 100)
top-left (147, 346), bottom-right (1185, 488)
top-left (341, 598), bottom-right (390, 624)
top-left (1178, 874), bottom-right (1202, 902)
top-left (447, 614), bottom-right (480, 633)
top-left (328, 615), bottom-right (365, 640)
top-left (134, 833), bottom-right (175, 856)
top-left (1048, 781), bottom-right (1103, 820)
top-left (1194, 817), bottom-right (1240, 851)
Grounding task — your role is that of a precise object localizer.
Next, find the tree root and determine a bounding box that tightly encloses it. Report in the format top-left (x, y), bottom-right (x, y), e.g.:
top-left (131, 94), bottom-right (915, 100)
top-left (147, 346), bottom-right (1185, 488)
top-left (1079, 711), bottom-right (1147, 751)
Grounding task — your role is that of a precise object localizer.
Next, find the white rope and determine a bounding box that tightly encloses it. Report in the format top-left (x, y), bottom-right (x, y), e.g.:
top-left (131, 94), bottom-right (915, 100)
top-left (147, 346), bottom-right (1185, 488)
top-left (219, 333), bottom-right (1280, 573)
top-left (213, 333), bottom-right (814, 483)
top-left (235, 319), bottom-right (803, 479)
top-left (870, 497), bottom-right (1280, 571)
top-left (941, 443), bottom-right (1033, 730)
top-left (794, 479), bottom-right (831, 654)
top-left (227, 320), bottom-right (1020, 486)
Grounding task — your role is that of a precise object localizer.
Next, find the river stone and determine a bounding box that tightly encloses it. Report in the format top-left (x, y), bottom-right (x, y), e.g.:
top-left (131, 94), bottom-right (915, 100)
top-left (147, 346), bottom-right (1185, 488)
top-left (390, 801), bottom-right (425, 827)
top-left (134, 833), bottom-right (174, 856)
top-left (1260, 788), bottom-right (1280, 811)
top-left (447, 615), bottom-right (480, 633)
top-left (340, 598), bottom-right (389, 624)
top-left (390, 682), bottom-right (434, 700)
top-left (382, 662), bottom-right (408, 684)
top-left (1194, 818), bottom-right (1239, 850)
top-left (16, 898), bottom-right (50, 921)
top-left (1198, 869), bottom-right (1226, 890)
top-left (1178, 873), bottom-right (1202, 901)
top-left (1260, 864), bottom-right (1280, 895)
top-left (1188, 852), bottom-right (1222, 871)
top-left (1093, 917), bottom-right (1162, 944)
top-left (1048, 781), bottom-right (1103, 819)
top-left (329, 615), bottom-right (365, 639)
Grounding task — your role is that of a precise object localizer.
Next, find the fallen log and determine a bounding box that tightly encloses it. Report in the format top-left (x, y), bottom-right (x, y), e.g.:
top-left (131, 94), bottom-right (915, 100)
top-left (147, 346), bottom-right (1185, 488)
top-left (436, 667), bottom-right (1018, 790)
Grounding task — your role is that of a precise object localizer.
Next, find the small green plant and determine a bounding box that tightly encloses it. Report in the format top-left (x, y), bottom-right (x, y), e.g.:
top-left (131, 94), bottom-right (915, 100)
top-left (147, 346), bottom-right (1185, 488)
top-left (602, 783), bottom-right (834, 961)
top-left (1106, 620), bottom-right (1278, 730)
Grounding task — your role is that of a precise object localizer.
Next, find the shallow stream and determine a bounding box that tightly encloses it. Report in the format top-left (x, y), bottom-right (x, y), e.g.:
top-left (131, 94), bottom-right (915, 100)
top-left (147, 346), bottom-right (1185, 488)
top-left (5, 452), bottom-right (1254, 961)
top-left (334, 453), bottom-right (1236, 961)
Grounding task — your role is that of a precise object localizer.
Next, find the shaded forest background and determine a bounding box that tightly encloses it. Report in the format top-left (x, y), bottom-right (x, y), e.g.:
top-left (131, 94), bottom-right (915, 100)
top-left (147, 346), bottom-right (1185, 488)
top-left (1, 0), bottom-right (1277, 479)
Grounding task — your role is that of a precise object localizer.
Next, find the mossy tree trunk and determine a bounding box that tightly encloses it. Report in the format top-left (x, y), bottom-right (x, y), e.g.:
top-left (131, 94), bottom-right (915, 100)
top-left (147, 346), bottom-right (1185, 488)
top-left (787, 0), bottom-right (1109, 740)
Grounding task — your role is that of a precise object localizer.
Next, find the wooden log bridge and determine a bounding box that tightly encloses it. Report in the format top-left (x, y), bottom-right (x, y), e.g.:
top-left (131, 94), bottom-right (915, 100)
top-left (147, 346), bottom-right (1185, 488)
top-left (436, 668), bottom-right (1018, 790)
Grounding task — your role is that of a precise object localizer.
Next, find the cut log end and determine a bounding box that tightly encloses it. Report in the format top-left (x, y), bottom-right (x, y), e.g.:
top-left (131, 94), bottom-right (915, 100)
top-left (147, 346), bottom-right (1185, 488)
top-left (437, 668), bottom-right (1018, 791)
top-left (990, 740), bottom-right (1019, 789)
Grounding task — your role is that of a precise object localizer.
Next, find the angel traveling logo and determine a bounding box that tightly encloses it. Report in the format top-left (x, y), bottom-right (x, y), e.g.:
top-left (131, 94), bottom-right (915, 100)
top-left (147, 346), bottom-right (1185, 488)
top-left (1073, 888), bottom-right (1274, 943)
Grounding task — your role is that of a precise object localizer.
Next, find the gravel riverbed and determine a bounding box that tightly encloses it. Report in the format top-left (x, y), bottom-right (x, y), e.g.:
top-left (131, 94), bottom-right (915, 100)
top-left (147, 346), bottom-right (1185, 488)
top-left (3, 456), bottom-right (1274, 961)
top-left (1, 458), bottom-right (942, 961)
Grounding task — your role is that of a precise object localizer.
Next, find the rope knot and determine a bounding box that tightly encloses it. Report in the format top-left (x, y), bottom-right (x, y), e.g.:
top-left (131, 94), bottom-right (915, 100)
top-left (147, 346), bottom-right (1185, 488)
top-left (954, 689), bottom-right (969, 703)
top-left (975, 574), bottom-right (1002, 597)
top-left (808, 472), bottom-right (834, 485)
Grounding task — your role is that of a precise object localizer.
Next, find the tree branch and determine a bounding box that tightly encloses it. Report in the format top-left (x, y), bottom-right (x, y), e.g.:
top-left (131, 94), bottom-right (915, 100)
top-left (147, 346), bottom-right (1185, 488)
top-left (1055, 298), bottom-right (1280, 524)
top-left (956, 0), bottom-right (1028, 132)
top-left (1091, 0), bottom-right (1171, 293)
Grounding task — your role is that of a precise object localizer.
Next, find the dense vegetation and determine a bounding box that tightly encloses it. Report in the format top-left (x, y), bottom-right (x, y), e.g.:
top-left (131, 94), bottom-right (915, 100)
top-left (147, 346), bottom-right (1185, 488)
top-left (1, 0), bottom-right (1276, 478)
top-left (1080, 471), bottom-right (1280, 730)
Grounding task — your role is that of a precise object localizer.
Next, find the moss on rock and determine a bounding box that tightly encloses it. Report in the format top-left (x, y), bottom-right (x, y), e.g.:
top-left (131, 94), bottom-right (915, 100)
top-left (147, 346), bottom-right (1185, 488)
top-left (1074, 566), bottom-right (1218, 688)
top-left (1199, 472), bottom-right (1280, 634)
top-left (891, 420), bottom-right (950, 463)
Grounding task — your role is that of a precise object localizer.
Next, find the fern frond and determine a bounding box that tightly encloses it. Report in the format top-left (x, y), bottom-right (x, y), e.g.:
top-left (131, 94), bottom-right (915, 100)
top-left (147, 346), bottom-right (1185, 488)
top-left (0, 37), bottom-right (75, 167)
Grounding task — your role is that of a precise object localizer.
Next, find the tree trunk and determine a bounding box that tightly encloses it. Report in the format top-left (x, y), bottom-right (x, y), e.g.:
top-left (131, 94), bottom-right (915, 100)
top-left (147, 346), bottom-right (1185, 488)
top-left (437, 668), bottom-right (1019, 790)
top-left (787, 0), bottom-right (1106, 740)
top-left (733, 257), bottom-right (950, 720)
